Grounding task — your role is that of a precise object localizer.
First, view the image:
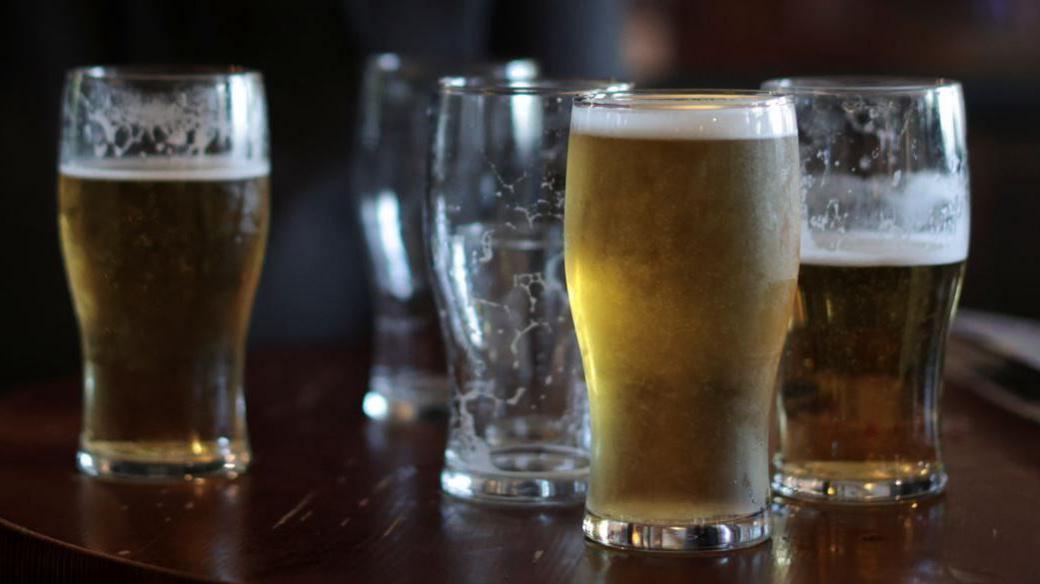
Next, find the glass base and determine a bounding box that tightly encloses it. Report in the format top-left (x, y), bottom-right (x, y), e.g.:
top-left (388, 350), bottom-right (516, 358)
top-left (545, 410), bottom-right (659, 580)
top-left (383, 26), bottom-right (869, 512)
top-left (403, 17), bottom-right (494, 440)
top-left (76, 447), bottom-right (249, 481)
top-left (440, 446), bottom-right (588, 506)
top-left (772, 466), bottom-right (947, 503)
top-left (583, 508), bottom-right (771, 552)
top-left (363, 370), bottom-right (449, 422)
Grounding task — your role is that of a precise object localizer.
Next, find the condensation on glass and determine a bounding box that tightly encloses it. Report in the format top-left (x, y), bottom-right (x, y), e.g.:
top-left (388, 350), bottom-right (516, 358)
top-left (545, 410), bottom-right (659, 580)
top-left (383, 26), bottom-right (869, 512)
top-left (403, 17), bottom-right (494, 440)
top-left (566, 91), bottom-right (801, 551)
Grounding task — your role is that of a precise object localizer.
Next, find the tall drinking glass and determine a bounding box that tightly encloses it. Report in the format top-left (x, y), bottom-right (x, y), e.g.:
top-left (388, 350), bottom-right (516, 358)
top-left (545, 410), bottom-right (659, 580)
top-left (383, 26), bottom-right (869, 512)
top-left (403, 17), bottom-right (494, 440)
top-left (429, 78), bottom-right (629, 505)
top-left (566, 91), bottom-right (801, 550)
top-left (59, 66), bottom-right (269, 479)
top-left (355, 54), bottom-right (538, 423)
top-left (762, 77), bottom-right (969, 503)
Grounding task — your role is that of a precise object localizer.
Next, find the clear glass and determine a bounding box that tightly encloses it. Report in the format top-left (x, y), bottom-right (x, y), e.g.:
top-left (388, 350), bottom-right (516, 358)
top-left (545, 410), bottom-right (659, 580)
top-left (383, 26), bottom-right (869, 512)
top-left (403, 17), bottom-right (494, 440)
top-left (566, 90), bottom-right (801, 551)
top-left (59, 66), bottom-right (269, 479)
top-left (762, 77), bottom-right (970, 503)
top-left (429, 78), bottom-right (629, 505)
top-left (355, 54), bottom-right (539, 423)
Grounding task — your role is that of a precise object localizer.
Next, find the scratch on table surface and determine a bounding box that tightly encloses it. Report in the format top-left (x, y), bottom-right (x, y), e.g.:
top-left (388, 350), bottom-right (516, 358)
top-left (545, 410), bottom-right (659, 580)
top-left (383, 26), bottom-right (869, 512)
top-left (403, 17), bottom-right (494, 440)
top-left (272, 491), bottom-right (316, 530)
top-left (373, 466), bottom-right (418, 493)
top-left (339, 517), bottom-right (352, 528)
top-left (381, 516), bottom-right (404, 539)
top-left (299, 510), bottom-right (314, 523)
top-left (947, 566), bottom-right (1000, 583)
top-left (532, 549), bottom-right (544, 564)
top-left (132, 532), bottom-right (165, 557)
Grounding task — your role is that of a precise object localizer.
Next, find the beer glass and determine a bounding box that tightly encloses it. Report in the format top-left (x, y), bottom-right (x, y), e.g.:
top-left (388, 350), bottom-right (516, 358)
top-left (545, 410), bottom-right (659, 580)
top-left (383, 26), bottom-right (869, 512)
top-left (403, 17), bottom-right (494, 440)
top-left (429, 78), bottom-right (629, 505)
top-left (355, 54), bottom-right (539, 423)
top-left (762, 77), bottom-right (969, 502)
top-left (567, 91), bottom-right (801, 551)
top-left (59, 66), bottom-right (269, 479)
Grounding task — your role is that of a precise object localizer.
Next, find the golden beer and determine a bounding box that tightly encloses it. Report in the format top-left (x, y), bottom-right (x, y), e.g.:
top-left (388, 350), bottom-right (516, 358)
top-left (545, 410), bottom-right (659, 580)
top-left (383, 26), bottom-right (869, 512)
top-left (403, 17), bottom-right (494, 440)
top-left (566, 93), bottom-right (800, 550)
top-left (762, 76), bottom-right (970, 502)
top-left (59, 161), bottom-right (269, 474)
top-left (776, 238), bottom-right (965, 497)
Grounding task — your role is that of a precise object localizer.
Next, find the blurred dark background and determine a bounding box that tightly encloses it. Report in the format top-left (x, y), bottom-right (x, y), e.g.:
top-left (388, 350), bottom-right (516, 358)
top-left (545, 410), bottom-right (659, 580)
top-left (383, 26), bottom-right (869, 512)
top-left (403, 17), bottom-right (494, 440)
top-left (2, 0), bottom-right (1038, 390)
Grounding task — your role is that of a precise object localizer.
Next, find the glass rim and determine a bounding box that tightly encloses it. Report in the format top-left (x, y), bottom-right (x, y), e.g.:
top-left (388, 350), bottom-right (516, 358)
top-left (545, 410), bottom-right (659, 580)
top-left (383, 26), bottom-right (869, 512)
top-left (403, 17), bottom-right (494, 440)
top-left (439, 77), bottom-right (631, 96)
top-left (67, 65), bottom-right (263, 82)
top-left (762, 76), bottom-right (961, 95)
top-left (573, 89), bottom-right (793, 110)
top-left (367, 53), bottom-right (537, 74)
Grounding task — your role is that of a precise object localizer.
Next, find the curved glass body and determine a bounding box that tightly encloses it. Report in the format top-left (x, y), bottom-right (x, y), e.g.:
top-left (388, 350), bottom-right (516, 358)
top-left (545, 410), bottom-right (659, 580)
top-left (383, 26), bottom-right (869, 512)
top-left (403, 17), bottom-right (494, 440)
top-left (355, 55), bottom-right (539, 423)
top-left (763, 77), bottom-right (970, 503)
top-left (59, 66), bottom-right (269, 479)
top-left (429, 78), bottom-right (629, 505)
top-left (566, 91), bottom-right (801, 550)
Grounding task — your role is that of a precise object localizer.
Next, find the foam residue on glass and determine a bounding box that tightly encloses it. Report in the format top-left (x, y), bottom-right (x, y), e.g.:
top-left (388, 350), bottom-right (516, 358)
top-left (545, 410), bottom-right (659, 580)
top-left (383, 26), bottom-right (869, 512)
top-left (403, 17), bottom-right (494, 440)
top-left (795, 90), bottom-right (969, 267)
top-left (429, 84), bottom-right (592, 489)
top-left (61, 71), bottom-right (267, 168)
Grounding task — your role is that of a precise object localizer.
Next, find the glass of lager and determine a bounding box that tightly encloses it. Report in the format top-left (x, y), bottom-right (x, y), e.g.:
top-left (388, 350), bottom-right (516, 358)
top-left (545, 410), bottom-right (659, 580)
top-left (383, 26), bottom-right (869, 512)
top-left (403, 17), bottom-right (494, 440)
top-left (429, 78), bottom-right (629, 505)
top-left (59, 67), bottom-right (270, 479)
top-left (566, 91), bottom-right (801, 551)
top-left (355, 54), bottom-right (538, 423)
top-left (762, 77), bottom-right (969, 503)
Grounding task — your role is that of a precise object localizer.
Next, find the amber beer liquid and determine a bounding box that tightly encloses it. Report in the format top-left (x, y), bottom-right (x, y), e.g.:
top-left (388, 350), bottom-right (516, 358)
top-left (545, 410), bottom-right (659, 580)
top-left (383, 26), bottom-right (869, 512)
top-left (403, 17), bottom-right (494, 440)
top-left (565, 94), bottom-right (800, 551)
top-left (59, 160), bottom-right (269, 476)
top-left (775, 233), bottom-right (965, 499)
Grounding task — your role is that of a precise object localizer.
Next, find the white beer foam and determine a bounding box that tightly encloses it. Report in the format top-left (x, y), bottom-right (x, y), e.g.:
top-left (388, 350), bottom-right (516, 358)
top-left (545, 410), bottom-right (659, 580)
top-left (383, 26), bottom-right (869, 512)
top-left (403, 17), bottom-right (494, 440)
top-left (572, 98), bottom-right (797, 140)
top-left (60, 157), bottom-right (269, 182)
top-left (802, 171), bottom-right (970, 266)
top-left (802, 231), bottom-right (968, 266)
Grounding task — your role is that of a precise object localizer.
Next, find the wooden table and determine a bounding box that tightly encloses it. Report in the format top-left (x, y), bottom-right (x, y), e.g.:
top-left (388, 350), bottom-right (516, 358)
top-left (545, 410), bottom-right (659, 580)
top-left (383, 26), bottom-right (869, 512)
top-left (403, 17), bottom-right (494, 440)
top-left (0, 345), bottom-right (1037, 583)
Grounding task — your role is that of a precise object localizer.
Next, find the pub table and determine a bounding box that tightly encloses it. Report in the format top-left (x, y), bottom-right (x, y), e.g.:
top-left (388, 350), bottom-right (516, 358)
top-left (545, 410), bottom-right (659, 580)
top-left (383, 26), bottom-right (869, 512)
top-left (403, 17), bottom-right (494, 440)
top-left (0, 344), bottom-right (1037, 583)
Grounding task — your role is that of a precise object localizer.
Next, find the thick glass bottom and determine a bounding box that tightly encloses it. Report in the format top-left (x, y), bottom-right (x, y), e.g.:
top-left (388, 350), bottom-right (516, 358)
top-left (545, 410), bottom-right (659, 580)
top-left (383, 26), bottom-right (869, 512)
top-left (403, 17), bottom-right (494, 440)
top-left (583, 508), bottom-right (771, 552)
top-left (440, 445), bottom-right (588, 506)
top-left (772, 460), bottom-right (947, 503)
top-left (77, 439), bottom-right (250, 480)
top-left (363, 370), bottom-right (449, 422)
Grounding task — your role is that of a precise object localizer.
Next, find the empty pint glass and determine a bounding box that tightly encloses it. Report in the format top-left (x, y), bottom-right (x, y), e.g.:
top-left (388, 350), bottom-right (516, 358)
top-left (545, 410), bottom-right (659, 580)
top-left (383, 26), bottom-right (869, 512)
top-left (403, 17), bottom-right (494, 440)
top-left (567, 91), bottom-right (801, 551)
top-left (430, 78), bottom-right (629, 505)
top-left (763, 77), bottom-right (969, 503)
top-left (355, 55), bottom-right (539, 422)
top-left (59, 67), bottom-right (269, 479)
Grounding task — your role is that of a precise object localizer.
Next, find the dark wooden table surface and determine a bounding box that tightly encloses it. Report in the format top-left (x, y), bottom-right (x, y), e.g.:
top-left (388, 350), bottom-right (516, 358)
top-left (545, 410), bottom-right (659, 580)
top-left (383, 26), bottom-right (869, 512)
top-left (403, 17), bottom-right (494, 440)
top-left (0, 345), bottom-right (1038, 583)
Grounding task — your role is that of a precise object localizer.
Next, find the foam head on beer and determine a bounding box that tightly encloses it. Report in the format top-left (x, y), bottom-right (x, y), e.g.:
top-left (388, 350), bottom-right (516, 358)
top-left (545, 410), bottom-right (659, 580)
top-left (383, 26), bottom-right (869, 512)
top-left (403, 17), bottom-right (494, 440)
top-left (60, 157), bottom-right (270, 182)
top-left (570, 92), bottom-right (797, 140)
top-left (800, 171), bottom-right (970, 267)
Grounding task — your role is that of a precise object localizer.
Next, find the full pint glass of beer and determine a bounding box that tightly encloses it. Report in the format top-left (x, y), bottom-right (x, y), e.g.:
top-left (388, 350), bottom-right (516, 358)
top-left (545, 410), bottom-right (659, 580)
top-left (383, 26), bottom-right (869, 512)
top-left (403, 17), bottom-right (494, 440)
top-left (59, 67), bottom-right (269, 479)
top-left (763, 77), bottom-right (969, 503)
top-left (566, 92), bottom-right (800, 551)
